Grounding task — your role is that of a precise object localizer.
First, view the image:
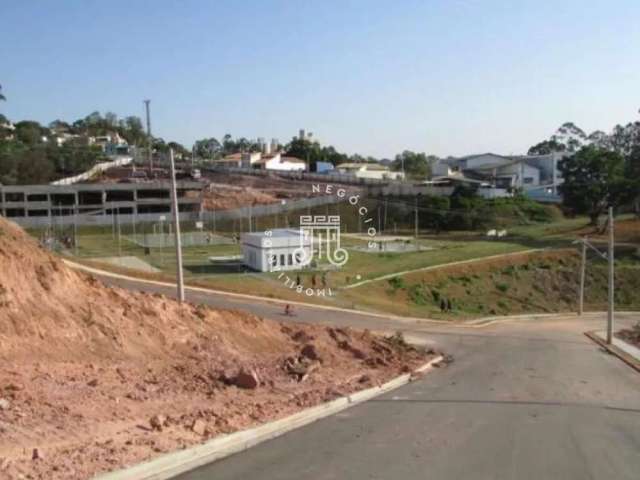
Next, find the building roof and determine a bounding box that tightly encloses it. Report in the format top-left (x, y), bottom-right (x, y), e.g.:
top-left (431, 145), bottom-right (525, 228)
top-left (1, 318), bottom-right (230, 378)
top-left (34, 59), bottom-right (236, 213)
top-left (337, 162), bottom-right (389, 171)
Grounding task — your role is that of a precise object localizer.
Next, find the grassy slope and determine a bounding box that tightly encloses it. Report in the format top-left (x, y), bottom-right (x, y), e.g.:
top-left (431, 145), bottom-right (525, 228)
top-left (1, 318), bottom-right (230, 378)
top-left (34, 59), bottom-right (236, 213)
top-left (344, 249), bottom-right (640, 319)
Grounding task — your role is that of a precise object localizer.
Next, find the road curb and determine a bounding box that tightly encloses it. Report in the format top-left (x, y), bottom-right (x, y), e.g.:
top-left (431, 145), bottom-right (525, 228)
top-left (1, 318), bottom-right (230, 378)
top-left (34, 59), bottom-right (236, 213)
top-left (584, 331), bottom-right (640, 373)
top-left (94, 355), bottom-right (443, 480)
top-left (67, 259), bottom-right (639, 330)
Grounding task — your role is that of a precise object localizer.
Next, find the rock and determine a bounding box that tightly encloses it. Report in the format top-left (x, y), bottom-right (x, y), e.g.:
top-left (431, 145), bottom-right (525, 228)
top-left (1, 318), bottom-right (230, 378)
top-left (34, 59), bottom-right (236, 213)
top-left (5, 383), bottom-right (23, 392)
top-left (87, 379), bottom-right (99, 387)
top-left (300, 344), bottom-right (320, 361)
top-left (32, 448), bottom-right (42, 461)
top-left (292, 330), bottom-right (312, 343)
top-left (358, 374), bottom-right (371, 384)
top-left (149, 414), bottom-right (167, 431)
top-left (233, 369), bottom-right (260, 389)
top-left (191, 419), bottom-right (207, 436)
top-left (0, 398), bottom-right (10, 410)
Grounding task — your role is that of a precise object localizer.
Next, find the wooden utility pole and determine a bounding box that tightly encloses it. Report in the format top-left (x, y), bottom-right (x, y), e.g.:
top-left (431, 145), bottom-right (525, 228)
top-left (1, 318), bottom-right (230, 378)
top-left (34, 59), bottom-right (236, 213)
top-left (169, 149), bottom-right (185, 303)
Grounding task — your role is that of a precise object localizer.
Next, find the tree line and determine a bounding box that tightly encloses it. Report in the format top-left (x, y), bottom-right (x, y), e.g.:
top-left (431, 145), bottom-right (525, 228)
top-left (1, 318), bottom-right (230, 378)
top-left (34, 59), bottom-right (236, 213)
top-left (527, 117), bottom-right (640, 224)
top-left (194, 133), bottom-right (437, 178)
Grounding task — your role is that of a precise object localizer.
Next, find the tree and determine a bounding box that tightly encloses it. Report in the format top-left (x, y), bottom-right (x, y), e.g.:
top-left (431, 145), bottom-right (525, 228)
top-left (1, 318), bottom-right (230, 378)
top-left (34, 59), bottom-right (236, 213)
top-left (194, 137), bottom-right (221, 158)
top-left (391, 151), bottom-right (433, 179)
top-left (0, 84), bottom-right (5, 101)
top-left (559, 146), bottom-right (629, 225)
top-left (625, 146), bottom-right (640, 216)
top-left (527, 139), bottom-right (567, 155)
top-left (14, 121), bottom-right (45, 145)
top-left (284, 138), bottom-right (323, 171)
top-left (16, 148), bottom-right (55, 184)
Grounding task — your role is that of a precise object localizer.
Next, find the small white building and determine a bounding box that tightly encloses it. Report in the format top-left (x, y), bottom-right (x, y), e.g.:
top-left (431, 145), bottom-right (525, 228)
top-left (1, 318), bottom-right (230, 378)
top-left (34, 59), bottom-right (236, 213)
top-left (254, 153), bottom-right (306, 171)
top-left (242, 229), bottom-right (311, 272)
top-left (336, 163), bottom-right (404, 180)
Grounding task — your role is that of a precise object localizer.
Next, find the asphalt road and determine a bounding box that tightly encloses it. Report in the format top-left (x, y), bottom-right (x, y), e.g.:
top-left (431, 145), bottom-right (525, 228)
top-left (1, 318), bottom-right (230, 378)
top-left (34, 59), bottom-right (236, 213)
top-left (96, 274), bottom-right (640, 480)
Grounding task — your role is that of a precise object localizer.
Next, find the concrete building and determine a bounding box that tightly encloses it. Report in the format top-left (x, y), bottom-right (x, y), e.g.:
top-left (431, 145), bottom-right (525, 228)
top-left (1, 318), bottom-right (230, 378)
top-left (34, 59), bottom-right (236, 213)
top-left (433, 154), bottom-right (541, 189)
top-left (254, 153), bottom-right (306, 171)
top-left (242, 229), bottom-right (311, 272)
top-left (0, 181), bottom-right (203, 227)
top-left (335, 163), bottom-right (404, 181)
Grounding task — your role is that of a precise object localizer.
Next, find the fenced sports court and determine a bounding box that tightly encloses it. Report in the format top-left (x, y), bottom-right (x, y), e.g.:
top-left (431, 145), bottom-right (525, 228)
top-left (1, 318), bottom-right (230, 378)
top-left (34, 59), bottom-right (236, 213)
top-left (126, 231), bottom-right (235, 248)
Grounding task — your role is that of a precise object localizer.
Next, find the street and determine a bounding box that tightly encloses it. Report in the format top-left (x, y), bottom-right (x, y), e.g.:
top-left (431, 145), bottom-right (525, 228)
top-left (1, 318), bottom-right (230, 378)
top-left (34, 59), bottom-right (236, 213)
top-left (98, 274), bottom-right (640, 480)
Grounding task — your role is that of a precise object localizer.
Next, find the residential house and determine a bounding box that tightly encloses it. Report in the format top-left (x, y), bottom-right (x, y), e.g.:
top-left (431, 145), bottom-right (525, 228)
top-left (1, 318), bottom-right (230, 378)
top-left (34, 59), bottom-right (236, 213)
top-left (335, 163), bottom-right (404, 180)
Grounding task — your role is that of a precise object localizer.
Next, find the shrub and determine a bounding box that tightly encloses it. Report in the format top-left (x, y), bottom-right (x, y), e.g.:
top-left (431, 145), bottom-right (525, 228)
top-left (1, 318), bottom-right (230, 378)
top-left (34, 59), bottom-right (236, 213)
top-left (495, 282), bottom-right (510, 293)
top-left (408, 284), bottom-right (429, 305)
top-left (387, 277), bottom-right (406, 291)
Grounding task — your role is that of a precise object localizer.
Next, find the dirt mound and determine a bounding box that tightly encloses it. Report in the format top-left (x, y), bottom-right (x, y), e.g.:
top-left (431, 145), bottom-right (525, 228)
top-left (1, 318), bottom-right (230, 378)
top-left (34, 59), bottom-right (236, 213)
top-left (202, 183), bottom-right (281, 210)
top-left (0, 216), bottom-right (432, 479)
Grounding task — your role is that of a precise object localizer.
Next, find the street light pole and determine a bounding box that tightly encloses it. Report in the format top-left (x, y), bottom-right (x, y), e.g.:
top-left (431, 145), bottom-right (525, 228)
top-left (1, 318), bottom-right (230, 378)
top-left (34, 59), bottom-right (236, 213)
top-left (607, 207), bottom-right (615, 344)
top-left (169, 149), bottom-right (185, 303)
top-left (144, 99), bottom-right (152, 175)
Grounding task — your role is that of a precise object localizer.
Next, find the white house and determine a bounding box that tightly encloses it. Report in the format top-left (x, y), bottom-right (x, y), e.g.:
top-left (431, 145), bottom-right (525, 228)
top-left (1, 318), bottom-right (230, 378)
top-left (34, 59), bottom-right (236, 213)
top-left (433, 154), bottom-right (541, 189)
top-left (214, 151), bottom-right (306, 171)
top-left (335, 163), bottom-right (404, 180)
top-left (254, 152), bottom-right (306, 171)
top-left (242, 229), bottom-right (311, 272)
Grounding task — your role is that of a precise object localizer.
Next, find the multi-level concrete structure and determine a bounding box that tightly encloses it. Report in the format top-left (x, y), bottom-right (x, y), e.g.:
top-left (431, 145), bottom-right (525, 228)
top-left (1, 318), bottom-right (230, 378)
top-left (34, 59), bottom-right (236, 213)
top-left (0, 181), bottom-right (203, 227)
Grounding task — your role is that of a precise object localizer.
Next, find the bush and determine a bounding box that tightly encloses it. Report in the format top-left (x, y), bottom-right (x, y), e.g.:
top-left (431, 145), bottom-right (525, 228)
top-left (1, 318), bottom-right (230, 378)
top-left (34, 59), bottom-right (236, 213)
top-left (495, 282), bottom-right (510, 293)
top-left (387, 277), bottom-right (406, 291)
top-left (408, 284), bottom-right (430, 305)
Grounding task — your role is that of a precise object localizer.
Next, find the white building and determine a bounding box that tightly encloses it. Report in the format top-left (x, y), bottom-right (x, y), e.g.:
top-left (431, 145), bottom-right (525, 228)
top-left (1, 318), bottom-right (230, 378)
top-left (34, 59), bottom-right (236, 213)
top-left (214, 151), bottom-right (306, 171)
top-left (242, 229), bottom-right (311, 272)
top-left (336, 163), bottom-right (404, 180)
top-left (433, 153), bottom-right (542, 189)
top-left (254, 152), bottom-right (306, 171)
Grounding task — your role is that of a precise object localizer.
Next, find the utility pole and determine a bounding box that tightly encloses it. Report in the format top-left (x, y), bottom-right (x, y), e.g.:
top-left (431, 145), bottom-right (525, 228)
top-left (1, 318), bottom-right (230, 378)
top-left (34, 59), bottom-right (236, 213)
top-left (169, 149), bottom-right (185, 303)
top-left (116, 208), bottom-right (121, 259)
top-left (573, 235), bottom-right (607, 317)
top-left (383, 198), bottom-right (388, 233)
top-left (607, 207), bottom-right (615, 344)
top-left (579, 237), bottom-right (587, 316)
top-left (144, 99), bottom-right (152, 175)
top-left (414, 196), bottom-right (419, 239)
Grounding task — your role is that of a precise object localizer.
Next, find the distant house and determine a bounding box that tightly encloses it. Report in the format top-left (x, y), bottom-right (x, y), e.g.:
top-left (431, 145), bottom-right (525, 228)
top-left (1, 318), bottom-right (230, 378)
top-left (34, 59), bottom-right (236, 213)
top-left (242, 229), bottom-right (311, 272)
top-left (214, 151), bottom-right (306, 171)
top-left (254, 153), bottom-right (306, 171)
top-left (335, 163), bottom-right (404, 180)
top-left (433, 153), bottom-right (542, 190)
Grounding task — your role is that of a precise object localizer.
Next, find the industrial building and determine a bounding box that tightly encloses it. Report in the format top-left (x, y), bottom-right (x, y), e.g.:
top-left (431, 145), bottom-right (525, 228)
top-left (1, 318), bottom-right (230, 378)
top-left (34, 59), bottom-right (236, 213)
top-left (0, 181), bottom-right (204, 227)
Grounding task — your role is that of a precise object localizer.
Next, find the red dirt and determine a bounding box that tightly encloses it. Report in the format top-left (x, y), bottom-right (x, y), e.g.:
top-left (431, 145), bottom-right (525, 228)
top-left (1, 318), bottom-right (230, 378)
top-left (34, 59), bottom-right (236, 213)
top-left (616, 323), bottom-right (640, 349)
top-left (0, 217), bottom-right (433, 479)
top-left (573, 218), bottom-right (640, 244)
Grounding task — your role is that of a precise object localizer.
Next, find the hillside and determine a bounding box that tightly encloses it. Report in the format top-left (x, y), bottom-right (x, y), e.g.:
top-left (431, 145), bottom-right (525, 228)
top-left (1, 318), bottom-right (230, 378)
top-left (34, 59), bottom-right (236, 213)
top-left (346, 249), bottom-right (640, 319)
top-left (0, 217), bottom-right (431, 479)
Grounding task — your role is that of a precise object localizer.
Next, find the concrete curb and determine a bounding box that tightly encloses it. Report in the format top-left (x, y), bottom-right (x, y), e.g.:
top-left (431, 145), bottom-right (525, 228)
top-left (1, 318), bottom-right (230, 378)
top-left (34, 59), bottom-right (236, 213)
top-left (67, 259), bottom-right (639, 330)
top-left (584, 331), bottom-right (640, 373)
top-left (94, 355), bottom-right (443, 480)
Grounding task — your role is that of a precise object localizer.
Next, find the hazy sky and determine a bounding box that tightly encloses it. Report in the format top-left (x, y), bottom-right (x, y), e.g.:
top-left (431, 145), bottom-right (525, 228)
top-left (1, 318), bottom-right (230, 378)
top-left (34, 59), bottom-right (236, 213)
top-left (1, 0), bottom-right (639, 157)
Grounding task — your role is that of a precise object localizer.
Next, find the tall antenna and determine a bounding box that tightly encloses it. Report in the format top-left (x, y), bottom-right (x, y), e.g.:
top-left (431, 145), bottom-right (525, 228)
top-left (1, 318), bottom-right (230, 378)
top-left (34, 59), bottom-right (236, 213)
top-left (144, 99), bottom-right (152, 175)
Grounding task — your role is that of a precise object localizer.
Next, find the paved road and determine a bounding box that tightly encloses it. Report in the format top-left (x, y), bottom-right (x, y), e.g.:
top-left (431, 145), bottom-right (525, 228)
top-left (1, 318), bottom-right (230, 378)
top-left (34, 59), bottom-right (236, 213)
top-left (96, 274), bottom-right (640, 480)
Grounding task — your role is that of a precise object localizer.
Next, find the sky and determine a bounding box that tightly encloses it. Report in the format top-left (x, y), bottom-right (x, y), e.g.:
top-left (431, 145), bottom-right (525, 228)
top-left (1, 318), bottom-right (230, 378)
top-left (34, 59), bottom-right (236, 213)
top-left (1, 0), bottom-right (639, 158)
